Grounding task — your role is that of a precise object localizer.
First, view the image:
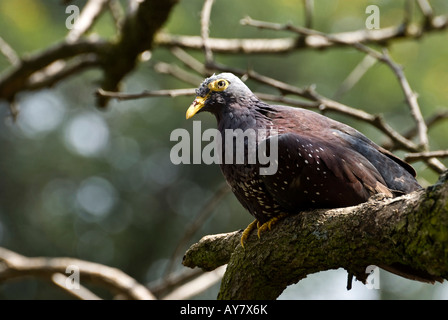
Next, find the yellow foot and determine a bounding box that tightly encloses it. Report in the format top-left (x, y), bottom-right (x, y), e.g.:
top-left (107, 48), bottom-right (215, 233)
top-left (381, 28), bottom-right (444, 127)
top-left (257, 213), bottom-right (288, 238)
top-left (240, 214), bottom-right (288, 248)
top-left (241, 219), bottom-right (258, 248)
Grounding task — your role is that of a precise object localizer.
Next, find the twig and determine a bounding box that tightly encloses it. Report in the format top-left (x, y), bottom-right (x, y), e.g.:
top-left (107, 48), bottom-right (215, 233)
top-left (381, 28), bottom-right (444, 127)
top-left (254, 92), bottom-right (375, 123)
top-left (417, 0), bottom-right (434, 24)
top-left (149, 267), bottom-right (204, 298)
top-left (403, 0), bottom-right (414, 27)
top-left (162, 265), bottom-right (226, 300)
top-left (303, 0), bottom-right (314, 29)
top-left (7, 100), bottom-right (19, 122)
top-left (333, 55), bottom-right (377, 100)
top-left (51, 273), bottom-right (102, 300)
top-left (170, 47), bottom-right (208, 76)
top-left (96, 88), bottom-right (197, 100)
top-left (26, 54), bottom-right (100, 91)
top-left (154, 61), bottom-right (203, 86)
top-left (405, 150), bottom-right (448, 162)
top-left (379, 49), bottom-right (429, 149)
top-left (0, 247), bottom-right (155, 300)
top-left (0, 36), bottom-right (19, 66)
top-left (108, 0), bottom-right (125, 32)
top-left (156, 33), bottom-right (298, 54)
top-left (200, 0), bottom-right (215, 67)
top-left (164, 182), bottom-right (230, 277)
top-left (384, 110), bottom-right (448, 151)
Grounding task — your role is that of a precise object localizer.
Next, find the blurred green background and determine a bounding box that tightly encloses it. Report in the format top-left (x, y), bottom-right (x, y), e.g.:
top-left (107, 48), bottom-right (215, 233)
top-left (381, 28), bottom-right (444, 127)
top-left (0, 0), bottom-right (447, 299)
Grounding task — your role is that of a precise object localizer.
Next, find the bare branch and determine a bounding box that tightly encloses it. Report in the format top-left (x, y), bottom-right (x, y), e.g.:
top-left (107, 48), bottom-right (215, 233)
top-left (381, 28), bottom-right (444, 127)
top-left (379, 49), bottom-right (429, 149)
top-left (51, 273), bottom-right (102, 300)
top-left (26, 54), bottom-right (100, 91)
top-left (170, 47), bottom-right (208, 76)
top-left (405, 150), bottom-right (448, 162)
top-left (0, 37), bottom-right (108, 101)
top-left (149, 268), bottom-right (204, 298)
top-left (164, 182), bottom-right (230, 277)
top-left (156, 14), bottom-right (448, 53)
top-left (0, 247), bottom-right (156, 300)
top-left (0, 36), bottom-right (19, 66)
top-left (383, 109), bottom-right (448, 152)
top-left (108, 0), bottom-right (125, 31)
top-left (154, 61), bottom-right (203, 86)
top-left (333, 55), bottom-right (377, 100)
top-left (162, 265), bottom-right (226, 300)
top-left (200, 0), bottom-right (215, 66)
top-left (96, 88), bottom-right (196, 100)
top-left (152, 34), bottom-right (301, 54)
top-left (417, 0), bottom-right (435, 23)
top-left (303, 0), bottom-right (314, 29)
top-left (155, 33), bottom-right (298, 54)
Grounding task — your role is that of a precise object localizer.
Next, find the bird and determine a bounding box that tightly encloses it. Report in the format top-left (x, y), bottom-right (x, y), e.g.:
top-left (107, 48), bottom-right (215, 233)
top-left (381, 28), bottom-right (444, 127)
top-left (186, 72), bottom-right (422, 241)
top-left (185, 72), bottom-right (443, 285)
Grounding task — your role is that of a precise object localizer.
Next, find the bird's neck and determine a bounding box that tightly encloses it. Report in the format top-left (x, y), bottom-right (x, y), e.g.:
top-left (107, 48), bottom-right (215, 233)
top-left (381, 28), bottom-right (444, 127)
top-left (216, 102), bottom-right (272, 132)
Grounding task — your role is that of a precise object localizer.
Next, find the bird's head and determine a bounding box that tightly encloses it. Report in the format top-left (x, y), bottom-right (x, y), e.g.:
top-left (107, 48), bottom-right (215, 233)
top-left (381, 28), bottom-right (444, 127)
top-left (186, 73), bottom-right (253, 119)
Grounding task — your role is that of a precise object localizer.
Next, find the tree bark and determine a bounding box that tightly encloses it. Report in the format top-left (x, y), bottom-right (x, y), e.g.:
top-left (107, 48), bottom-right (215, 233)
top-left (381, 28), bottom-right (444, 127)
top-left (183, 171), bottom-right (448, 299)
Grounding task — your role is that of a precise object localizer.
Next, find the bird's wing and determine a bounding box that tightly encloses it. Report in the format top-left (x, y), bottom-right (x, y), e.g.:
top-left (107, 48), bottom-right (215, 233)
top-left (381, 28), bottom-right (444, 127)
top-left (264, 105), bottom-right (420, 193)
top-left (328, 127), bottom-right (421, 193)
top-left (258, 132), bottom-right (392, 211)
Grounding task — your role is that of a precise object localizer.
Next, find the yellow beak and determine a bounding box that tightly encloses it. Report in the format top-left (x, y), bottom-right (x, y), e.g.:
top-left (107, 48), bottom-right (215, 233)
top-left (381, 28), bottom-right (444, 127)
top-left (186, 96), bottom-right (208, 119)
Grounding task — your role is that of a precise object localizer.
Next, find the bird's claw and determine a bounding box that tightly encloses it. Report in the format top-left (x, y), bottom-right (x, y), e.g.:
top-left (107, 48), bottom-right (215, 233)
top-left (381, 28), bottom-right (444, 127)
top-left (240, 214), bottom-right (288, 248)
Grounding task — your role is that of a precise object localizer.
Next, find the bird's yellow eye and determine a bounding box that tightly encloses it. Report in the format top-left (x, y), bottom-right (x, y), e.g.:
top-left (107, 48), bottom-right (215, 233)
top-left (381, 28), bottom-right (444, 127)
top-left (208, 79), bottom-right (229, 92)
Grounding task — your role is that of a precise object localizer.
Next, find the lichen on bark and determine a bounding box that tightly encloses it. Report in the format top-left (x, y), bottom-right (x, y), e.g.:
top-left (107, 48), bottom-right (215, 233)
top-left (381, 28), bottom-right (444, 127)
top-left (183, 171), bottom-right (448, 299)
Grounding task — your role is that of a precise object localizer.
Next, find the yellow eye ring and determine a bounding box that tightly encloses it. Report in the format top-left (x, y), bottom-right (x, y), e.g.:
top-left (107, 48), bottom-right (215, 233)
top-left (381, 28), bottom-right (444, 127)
top-left (208, 79), bottom-right (229, 91)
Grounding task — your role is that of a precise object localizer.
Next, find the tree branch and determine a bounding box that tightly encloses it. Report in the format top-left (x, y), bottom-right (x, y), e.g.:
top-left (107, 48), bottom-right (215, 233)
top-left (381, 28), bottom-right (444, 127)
top-left (96, 87), bottom-right (196, 100)
top-left (183, 171), bottom-right (448, 299)
top-left (0, 37), bottom-right (108, 101)
top-left (156, 14), bottom-right (448, 53)
top-left (0, 247), bottom-right (155, 300)
top-left (405, 150), bottom-right (448, 162)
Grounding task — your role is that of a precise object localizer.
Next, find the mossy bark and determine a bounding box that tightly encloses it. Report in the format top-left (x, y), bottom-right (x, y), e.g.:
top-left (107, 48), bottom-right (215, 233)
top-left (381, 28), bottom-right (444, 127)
top-left (183, 172), bottom-right (448, 299)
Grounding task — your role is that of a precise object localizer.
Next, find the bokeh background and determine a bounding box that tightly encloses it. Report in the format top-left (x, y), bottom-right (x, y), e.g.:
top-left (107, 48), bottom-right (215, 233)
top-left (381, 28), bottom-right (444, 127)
top-left (0, 0), bottom-right (447, 299)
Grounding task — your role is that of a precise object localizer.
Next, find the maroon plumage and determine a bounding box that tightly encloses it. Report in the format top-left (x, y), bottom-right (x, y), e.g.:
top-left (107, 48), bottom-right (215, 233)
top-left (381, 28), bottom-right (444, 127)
top-left (186, 73), bottom-right (442, 284)
top-left (187, 73), bottom-right (421, 224)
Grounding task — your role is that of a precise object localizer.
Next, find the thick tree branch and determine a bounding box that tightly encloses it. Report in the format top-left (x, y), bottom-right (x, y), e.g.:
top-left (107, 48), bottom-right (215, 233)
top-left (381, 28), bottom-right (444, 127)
top-left (183, 171), bottom-right (448, 299)
top-left (94, 0), bottom-right (179, 107)
top-left (0, 0), bottom-right (179, 108)
top-left (0, 37), bottom-right (108, 101)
